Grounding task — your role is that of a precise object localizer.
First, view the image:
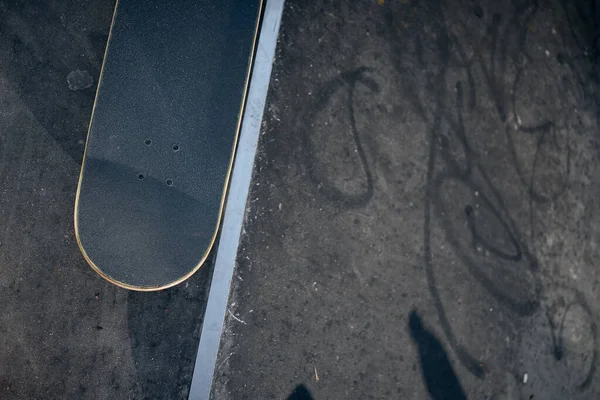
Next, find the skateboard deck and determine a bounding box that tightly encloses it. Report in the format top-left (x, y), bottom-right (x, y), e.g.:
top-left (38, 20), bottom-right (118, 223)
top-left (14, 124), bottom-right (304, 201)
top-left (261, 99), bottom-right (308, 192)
top-left (74, 0), bottom-right (263, 290)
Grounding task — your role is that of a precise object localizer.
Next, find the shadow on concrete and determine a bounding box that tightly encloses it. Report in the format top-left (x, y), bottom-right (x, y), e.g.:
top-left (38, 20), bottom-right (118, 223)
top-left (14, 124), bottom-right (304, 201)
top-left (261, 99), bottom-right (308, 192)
top-left (409, 309), bottom-right (467, 400)
top-left (286, 384), bottom-right (315, 400)
top-left (0, 0), bottom-right (112, 163)
top-left (127, 263), bottom-right (212, 399)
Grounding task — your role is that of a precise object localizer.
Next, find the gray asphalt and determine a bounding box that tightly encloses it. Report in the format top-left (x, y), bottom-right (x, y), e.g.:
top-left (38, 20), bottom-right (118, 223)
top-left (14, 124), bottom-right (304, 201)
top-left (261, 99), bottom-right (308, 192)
top-left (1, 0), bottom-right (600, 399)
top-left (212, 1), bottom-right (600, 399)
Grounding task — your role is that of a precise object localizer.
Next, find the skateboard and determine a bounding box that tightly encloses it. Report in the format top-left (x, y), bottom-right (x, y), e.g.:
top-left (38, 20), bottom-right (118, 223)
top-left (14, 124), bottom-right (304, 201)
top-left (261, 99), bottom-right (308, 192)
top-left (74, 0), bottom-right (263, 290)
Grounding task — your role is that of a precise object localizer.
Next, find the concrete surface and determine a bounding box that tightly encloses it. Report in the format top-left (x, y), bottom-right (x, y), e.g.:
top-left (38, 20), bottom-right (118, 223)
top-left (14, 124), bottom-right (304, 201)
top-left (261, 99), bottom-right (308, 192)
top-left (0, 1), bottom-right (212, 398)
top-left (212, 0), bottom-right (600, 399)
top-left (2, 0), bottom-right (600, 399)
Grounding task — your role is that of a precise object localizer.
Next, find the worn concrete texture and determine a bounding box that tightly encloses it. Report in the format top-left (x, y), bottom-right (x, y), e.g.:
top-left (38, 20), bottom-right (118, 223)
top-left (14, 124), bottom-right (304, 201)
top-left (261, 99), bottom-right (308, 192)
top-left (0, 1), bottom-right (211, 398)
top-left (213, 0), bottom-right (600, 399)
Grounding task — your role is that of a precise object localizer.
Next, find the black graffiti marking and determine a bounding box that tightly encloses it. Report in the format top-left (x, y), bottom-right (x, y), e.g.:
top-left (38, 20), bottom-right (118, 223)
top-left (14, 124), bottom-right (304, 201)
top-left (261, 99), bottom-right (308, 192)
top-left (381, 0), bottom-right (597, 387)
top-left (300, 67), bottom-right (378, 208)
top-left (545, 290), bottom-right (598, 390)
